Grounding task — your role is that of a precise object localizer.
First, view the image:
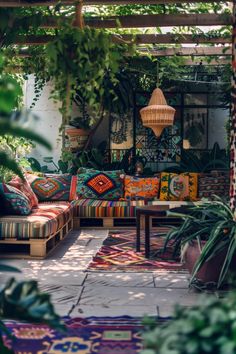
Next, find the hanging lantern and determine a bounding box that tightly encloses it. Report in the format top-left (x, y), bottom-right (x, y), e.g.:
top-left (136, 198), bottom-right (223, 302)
top-left (140, 88), bottom-right (175, 137)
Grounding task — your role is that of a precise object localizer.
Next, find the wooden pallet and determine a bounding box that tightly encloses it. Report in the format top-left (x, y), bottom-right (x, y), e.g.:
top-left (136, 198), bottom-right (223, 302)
top-left (73, 216), bottom-right (182, 229)
top-left (0, 218), bottom-right (73, 259)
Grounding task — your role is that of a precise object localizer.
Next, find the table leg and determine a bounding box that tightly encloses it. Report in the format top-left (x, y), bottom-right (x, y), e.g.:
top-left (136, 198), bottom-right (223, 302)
top-left (145, 214), bottom-right (150, 258)
top-left (136, 211), bottom-right (141, 252)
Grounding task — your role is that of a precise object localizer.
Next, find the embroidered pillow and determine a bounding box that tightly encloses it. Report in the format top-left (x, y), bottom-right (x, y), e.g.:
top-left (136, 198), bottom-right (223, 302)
top-left (77, 169), bottom-right (123, 200)
top-left (27, 174), bottom-right (77, 201)
top-left (159, 172), bottom-right (198, 201)
top-left (8, 175), bottom-right (38, 208)
top-left (0, 183), bottom-right (32, 215)
top-left (124, 175), bottom-right (160, 200)
top-left (198, 171), bottom-right (229, 199)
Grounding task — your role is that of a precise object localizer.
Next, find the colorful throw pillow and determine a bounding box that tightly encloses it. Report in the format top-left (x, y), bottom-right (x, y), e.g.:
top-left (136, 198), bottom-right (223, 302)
top-left (159, 172), bottom-right (198, 201)
top-left (198, 171), bottom-right (229, 199)
top-left (0, 183), bottom-right (32, 215)
top-left (8, 175), bottom-right (38, 208)
top-left (27, 174), bottom-right (77, 201)
top-left (77, 169), bottom-right (124, 200)
top-left (124, 175), bottom-right (160, 200)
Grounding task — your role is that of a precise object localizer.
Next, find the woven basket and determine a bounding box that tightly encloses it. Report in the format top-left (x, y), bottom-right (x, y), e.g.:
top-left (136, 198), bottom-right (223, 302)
top-left (140, 88), bottom-right (175, 137)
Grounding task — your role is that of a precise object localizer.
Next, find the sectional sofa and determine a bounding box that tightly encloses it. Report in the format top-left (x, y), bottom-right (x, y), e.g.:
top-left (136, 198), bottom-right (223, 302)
top-left (0, 169), bottom-right (229, 258)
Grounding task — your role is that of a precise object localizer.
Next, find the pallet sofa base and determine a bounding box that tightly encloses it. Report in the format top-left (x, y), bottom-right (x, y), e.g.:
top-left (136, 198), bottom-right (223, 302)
top-left (73, 216), bottom-right (183, 229)
top-left (0, 218), bottom-right (73, 259)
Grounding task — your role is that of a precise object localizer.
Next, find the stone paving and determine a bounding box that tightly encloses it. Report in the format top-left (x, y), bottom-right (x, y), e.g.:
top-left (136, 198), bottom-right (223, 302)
top-left (1, 229), bottom-right (206, 318)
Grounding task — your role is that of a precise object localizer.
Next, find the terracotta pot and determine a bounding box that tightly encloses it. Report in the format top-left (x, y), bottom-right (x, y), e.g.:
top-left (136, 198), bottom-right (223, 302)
top-left (184, 240), bottom-right (227, 283)
top-left (65, 128), bottom-right (90, 151)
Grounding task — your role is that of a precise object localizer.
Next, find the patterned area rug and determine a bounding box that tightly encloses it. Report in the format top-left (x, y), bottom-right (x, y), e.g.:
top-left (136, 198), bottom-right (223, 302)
top-left (88, 229), bottom-right (185, 272)
top-left (3, 317), bottom-right (146, 354)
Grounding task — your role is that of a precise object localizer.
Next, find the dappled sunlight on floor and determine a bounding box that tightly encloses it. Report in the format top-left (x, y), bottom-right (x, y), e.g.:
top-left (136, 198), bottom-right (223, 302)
top-left (0, 228), bottom-right (204, 317)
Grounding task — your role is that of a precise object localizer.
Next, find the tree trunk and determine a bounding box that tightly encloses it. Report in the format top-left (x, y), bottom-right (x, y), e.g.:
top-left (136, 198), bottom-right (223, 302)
top-left (61, 75), bottom-right (72, 148)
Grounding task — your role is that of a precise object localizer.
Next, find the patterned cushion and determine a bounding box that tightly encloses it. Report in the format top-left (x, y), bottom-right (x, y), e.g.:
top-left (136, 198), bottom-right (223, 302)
top-left (0, 183), bottom-right (32, 215)
top-left (8, 175), bottom-right (38, 208)
top-left (124, 175), bottom-right (160, 200)
top-left (159, 172), bottom-right (198, 201)
top-left (77, 169), bottom-right (123, 200)
top-left (27, 174), bottom-right (77, 202)
top-left (0, 202), bottom-right (73, 240)
top-left (72, 199), bottom-right (146, 218)
top-left (72, 199), bottom-right (195, 218)
top-left (198, 171), bottom-right (229, 199)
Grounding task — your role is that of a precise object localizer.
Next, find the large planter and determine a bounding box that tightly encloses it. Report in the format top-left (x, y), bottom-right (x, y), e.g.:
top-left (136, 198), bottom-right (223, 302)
top-left (65, 127), bottom-right (90, 152)
top-left (184, 240), bottom-right (227, 283)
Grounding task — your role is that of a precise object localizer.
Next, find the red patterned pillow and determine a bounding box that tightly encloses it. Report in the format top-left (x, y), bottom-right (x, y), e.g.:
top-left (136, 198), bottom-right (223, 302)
top-left (27, 173), bottom-right (77, 201)
top-left (9, 175), bottom-right (38, 208)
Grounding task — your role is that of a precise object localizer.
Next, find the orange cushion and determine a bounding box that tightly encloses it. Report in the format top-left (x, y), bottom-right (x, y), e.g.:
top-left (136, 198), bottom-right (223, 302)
top-left (124, 175), bottom-right (159, 200)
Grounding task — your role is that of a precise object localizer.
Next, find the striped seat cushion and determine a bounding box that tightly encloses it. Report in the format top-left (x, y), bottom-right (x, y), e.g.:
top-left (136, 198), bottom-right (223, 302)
top-left (72, 199), bottom-right (197, 218)
top-left (72, 199), bottom-right (148, 218)
top-left (0, 202), bottom-right (73, 240)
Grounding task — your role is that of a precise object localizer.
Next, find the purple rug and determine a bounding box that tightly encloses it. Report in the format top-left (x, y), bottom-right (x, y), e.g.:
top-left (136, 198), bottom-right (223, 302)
top-left (3, 316), bottom-right (147, 353)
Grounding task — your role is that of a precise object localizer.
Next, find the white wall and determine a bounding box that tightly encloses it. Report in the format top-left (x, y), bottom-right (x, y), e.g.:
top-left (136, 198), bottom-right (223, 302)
top-left (24, 76), bottom-right (110, 170)
top-left (24, 75), bottom-right (62, 167)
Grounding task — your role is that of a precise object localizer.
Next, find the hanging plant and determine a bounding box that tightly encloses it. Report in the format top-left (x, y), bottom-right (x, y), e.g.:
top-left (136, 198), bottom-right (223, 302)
top-left (45, 24), bottom-right (127, 144)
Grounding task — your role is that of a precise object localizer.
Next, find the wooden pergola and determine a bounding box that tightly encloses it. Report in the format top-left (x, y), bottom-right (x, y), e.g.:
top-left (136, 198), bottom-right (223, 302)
top-left (1, 0), bottom-right (235, 208)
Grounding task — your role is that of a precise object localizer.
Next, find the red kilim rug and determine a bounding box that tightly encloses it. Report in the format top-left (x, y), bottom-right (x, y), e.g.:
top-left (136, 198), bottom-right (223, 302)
top-left (88, 229), bottom-right (185, 272)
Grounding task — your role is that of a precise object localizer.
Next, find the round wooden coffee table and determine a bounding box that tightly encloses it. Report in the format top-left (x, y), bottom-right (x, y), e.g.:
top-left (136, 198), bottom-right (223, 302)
top-left (136, 205), bottom-right (170, 258)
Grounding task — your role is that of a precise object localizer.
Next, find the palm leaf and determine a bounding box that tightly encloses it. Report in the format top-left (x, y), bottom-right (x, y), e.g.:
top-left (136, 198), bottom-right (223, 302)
top-left (218, 229), bottom-right (236, 288)
top-left (0, 264), bottom-right (20, 273)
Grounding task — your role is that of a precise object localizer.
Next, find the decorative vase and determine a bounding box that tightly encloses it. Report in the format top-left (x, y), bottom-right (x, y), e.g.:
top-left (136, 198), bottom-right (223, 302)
top-left (65, 127), bottom-right (90, 152)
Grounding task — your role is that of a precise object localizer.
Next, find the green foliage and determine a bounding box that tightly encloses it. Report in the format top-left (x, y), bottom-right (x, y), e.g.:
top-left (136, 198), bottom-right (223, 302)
top-left (0, 57), bottom-right (22, 115)
top-left (0, 278), bottom-right (63, 329)
top-left (142, 291), bottom-right (236, 354)
top-left (46, 25), bottom-right (127, 126)
top-left (0, 135), bottom-right (34, 181)
top-left (0, 8), bottom-right (44, 47)
top-left (164, 143), bottom-right (229, 173)
top-left (164, 198), bottom-right (236, 288)
top-left (0, 55), bottom-right (51, 179)
top-left (60, 144), bottom-right (106, 174)
top-left (0, 55), bottom-right (62, 353)
top-left (90, 2), bottom-right (228, 16)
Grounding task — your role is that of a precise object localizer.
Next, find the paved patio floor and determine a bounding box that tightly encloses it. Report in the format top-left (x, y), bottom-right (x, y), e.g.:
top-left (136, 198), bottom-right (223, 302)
top-left (1, 229), bottom-right (212, 318)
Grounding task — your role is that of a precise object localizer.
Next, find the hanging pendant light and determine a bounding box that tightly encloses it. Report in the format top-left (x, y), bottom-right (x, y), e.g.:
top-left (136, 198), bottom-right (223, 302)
top-left (140, 88), bottom-right (176, 137)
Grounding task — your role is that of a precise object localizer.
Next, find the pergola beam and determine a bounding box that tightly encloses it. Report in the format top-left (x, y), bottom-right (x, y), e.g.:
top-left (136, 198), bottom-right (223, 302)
top-left (13, 33), bottom-right (231, 45)
top-left (137, 46), bottom-right (231, 56)
top-left (37, 13), bottom-right (233, 28)
top-left (183, 58), bottom-right (230, 65)
top-left (0, 0), bottom-right (231, 6)
top-left (17, 46), bottom-right (232, 57)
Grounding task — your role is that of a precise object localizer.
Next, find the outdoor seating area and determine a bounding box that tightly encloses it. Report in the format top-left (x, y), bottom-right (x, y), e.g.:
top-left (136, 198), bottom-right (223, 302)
top-left (0, 0), bottom-right (236, 353)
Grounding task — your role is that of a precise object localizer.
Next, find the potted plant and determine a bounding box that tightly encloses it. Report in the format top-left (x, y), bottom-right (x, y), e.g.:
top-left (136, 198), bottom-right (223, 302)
top-left (163, 197), bottom-right (236, 288)
top-left (142, 291), bottom-right (236, 354)
top-left (65, 110), bottom-right (91, 152)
